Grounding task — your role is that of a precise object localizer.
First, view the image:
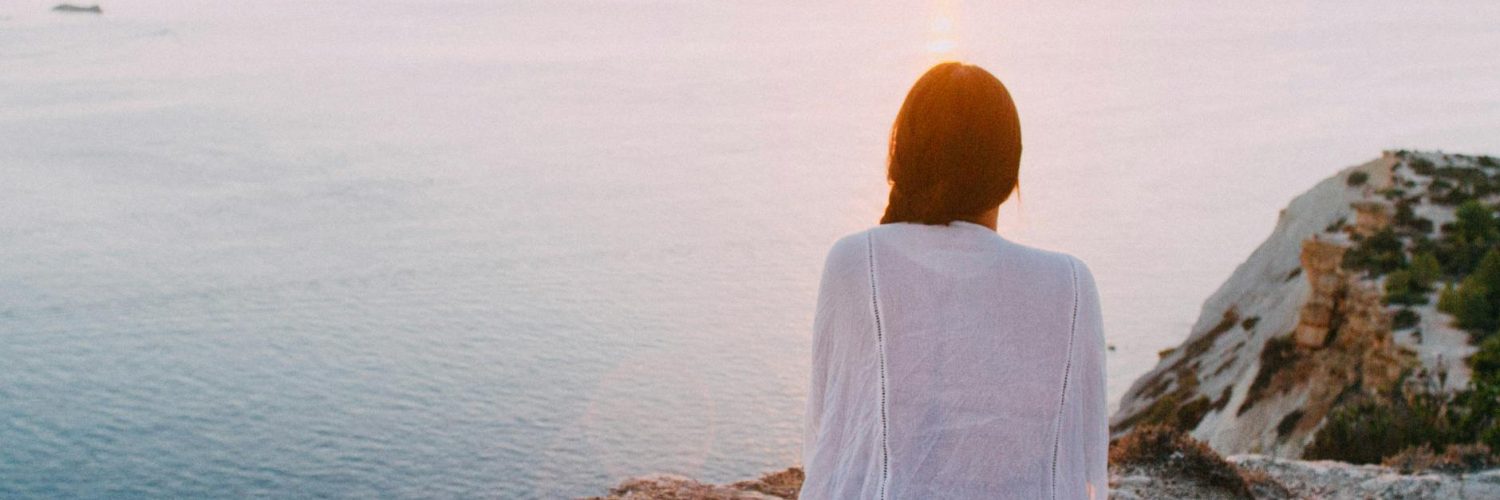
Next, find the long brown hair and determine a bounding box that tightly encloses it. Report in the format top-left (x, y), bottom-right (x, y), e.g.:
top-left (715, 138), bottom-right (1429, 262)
top-left (880, 62), bottom-right (1022, 225)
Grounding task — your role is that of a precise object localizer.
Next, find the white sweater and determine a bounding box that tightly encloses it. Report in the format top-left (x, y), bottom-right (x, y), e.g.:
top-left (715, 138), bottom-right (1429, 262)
top-left (800, 221), bottom-right (1107, 499)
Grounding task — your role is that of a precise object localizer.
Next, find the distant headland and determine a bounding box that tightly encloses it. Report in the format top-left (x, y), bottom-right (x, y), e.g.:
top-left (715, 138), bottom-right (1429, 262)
top-left (52, 4), bottom-right (102, 14)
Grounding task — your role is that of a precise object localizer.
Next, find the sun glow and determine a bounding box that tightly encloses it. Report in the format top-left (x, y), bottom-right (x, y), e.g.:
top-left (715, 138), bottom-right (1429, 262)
top-left (926, 2), bottom-right (960, 61)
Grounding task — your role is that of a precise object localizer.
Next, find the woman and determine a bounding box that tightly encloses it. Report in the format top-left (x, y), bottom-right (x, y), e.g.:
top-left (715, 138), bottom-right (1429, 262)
top-left (799, 62), bottom-right (1106, 499)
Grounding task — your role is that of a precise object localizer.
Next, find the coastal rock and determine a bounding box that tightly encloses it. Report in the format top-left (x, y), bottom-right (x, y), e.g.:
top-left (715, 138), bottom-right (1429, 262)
top-left (1291, 237), bottom-right (1345, 348)
top-left (592, 459), bottom-right (1499, 499)
top-left (582, 470), bottom-right (800, 500)
top-left (1111, 151), bottom-right (1483, 457)
top-left (1230, 455), bottom-right (1500, 499)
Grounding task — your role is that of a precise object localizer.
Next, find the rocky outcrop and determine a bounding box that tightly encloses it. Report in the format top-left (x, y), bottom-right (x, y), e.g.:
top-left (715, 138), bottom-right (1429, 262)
top-left (1350, 201), bottom-right (1393, 237)
top-left (1227, 456), bottom-right (1500, 500)
top-left (1111, 151), bottom-right (1485, 458)
top-left (584, 468), bottom-right (803, 500)
top-left (589, 460), bottom-right (1500, 500)
top-left (1232, 235), bottom-right (1408, 456)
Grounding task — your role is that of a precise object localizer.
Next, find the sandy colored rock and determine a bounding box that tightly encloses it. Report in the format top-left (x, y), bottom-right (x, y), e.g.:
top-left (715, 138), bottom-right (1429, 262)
top-left (1351, 201), bottom-right (1392, 237)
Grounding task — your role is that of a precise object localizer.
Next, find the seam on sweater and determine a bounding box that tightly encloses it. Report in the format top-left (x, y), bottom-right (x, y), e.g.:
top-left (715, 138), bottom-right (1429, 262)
top-left (866, 232), bottom-right (891, 500)
top-left (1051, 257), bottom-right (1081, 500)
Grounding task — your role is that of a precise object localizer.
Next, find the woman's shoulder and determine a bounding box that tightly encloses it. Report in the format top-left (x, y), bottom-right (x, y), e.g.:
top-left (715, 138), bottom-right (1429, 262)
top-left (994, 240), bottom-right (1095, 293)
top-left (1000, 239), bottom-right (1093, 278)
top-left (818, 229), bottom-right (876, 284)
top-left (826, 228), bottom-right (874, 256)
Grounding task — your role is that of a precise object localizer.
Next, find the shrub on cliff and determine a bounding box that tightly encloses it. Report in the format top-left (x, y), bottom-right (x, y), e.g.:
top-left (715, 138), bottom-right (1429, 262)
top-left (1473, 335), bottom-right (1500, 382)
top-left (1305, 390), bottom-right (1456, 464)
top-left (1343, 228), bottom-right (1407, 276)
top-left (1440, 281), bottom-right (1493, 333)
top-left (1383, 270), bottom-right (1428, 305)
top-left (1109, 425), bottom-right (1262, 499)
top-left (1395, 201), bottom-right (1436, 235)
top-left (1113, 370), bottom-right (1215, 432)
top-left (1460, 336), bottom-right (1500, 450)
top-left (1442, 443), bottom-right (1500, 472)
top-left (1440, 248), bottom-right (1500, 338)
top-left (1411, 157), bottom-right (1437, 175)
top-left (1392, 308), bottom-right (1420, 330)
top-left (1347, 171), bottom-right (1369, 186)
top-left (1308, 339), bottom-right (1500, 466)
top-left (1383, 443), bottom-right (1500, 474)
top-left (1382, 444), bottom-right (1442, 473)
top-left (1411, 252), bottom-right (1442, 288)
top-left (1435, 200), bottom-right (1500, 275)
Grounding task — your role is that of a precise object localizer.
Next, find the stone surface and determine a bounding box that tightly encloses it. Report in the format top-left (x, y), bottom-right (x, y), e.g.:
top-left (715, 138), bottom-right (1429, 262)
top-left (591, 460), bottom-right (1500, 499)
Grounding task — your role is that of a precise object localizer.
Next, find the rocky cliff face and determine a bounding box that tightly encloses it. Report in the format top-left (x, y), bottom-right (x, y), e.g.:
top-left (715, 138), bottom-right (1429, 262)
top-left (1111, 151), bottom-right (1485, 457)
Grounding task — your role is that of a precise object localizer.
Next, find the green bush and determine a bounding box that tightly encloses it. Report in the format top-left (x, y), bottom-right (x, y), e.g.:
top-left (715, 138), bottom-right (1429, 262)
top-left (1410, 252), bottom-right (1442, 288)
top-left (1305, 390), bottom-right (1456, 464)
top-left (1453, 200), bottom-right (1499, 244)
top-left (1308, 336), bottom-right (1500, 466)
top-left (1343, 228), bottom-right (1407, 276)
top-left (1450, 283), bottom-right (1492, 332)
top-left (1472, 335), bottom-right (1500, 382)
top-left (1459, 338), bottom-right (1500, 451)
top-left (1412, 158), bottom-right (1437, 175)
top-left (1395, 201), bottom-right (1435, 234)
top-left (1384, 270), bottom-right (1428, 306)
top-left (1442, 249), bottom-right (1500, 336)
top-left (1431, 201), bottom-right (1497, 276)
top-left (1116, 370), bottom-right (1213, 432)
top-left (1347, 171), bottom-right (1370, 186)
top-left (1393, 308), bottom-right (1420, 330)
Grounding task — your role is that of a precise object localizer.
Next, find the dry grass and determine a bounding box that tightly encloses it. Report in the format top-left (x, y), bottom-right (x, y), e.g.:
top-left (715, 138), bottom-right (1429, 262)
top-left (1109, 425), bottom-right (1282, 499)
top-left (1383, 443), bottom-right (1500, 474)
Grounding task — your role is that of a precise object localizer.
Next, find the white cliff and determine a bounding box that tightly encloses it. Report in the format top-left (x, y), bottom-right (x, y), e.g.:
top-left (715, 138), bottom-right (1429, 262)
top-left (1111, 151), bottom-right (1487, 457)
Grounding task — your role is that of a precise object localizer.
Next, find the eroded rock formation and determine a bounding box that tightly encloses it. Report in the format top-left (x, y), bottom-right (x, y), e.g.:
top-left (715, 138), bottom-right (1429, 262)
top-left (1112, 151), bottom-right (1482, 458)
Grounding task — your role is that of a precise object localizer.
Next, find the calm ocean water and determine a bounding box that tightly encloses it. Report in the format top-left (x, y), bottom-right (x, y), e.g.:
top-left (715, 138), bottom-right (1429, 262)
top-left (3, 1), bottom-right (1498, 497)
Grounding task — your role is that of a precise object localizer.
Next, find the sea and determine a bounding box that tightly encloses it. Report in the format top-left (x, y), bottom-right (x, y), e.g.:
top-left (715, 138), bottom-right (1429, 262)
top-left (3, 1), bottom-right (1498, 497)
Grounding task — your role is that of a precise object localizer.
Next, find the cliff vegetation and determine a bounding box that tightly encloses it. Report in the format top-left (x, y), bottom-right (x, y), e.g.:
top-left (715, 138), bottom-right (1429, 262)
top-left (1113, 151), bottom-right (1500, 469)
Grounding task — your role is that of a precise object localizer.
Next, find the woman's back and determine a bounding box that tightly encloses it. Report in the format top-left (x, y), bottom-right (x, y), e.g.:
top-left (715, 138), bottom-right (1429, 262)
top-left (800, 222), bottom-right (1105, 499)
